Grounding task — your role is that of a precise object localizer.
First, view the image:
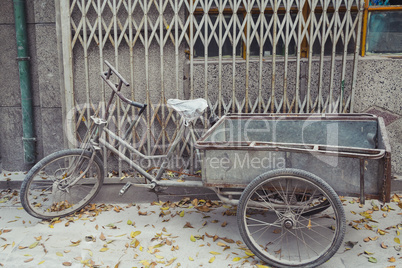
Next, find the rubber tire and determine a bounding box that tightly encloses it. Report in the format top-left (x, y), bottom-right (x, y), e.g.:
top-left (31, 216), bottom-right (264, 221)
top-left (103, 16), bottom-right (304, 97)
top-left (20, 149), bottom-right (104, 220)
top-left (237, 168), bottom-right (346, 268)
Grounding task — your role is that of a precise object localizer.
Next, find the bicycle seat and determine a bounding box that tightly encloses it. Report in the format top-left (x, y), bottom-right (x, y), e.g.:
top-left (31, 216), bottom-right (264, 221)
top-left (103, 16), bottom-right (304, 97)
top-left (167, 98), bottom-right (208, 125)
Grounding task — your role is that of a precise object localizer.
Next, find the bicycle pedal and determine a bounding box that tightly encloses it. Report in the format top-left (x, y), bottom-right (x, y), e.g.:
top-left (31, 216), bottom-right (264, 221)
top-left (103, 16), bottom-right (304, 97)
top-left (119, 182), bottom-right (132, 196)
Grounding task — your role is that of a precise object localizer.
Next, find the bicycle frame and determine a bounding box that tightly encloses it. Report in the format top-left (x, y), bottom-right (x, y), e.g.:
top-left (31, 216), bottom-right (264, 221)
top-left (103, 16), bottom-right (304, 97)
top-left (82, 61), bottom-right (203, 194)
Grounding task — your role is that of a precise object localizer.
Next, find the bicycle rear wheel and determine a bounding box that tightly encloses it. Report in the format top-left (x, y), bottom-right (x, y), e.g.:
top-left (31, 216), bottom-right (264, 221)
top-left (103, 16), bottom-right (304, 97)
top-left (20, 149), bottom-right (104, 219)
top-left (237, 169), bottom-right (345, 268)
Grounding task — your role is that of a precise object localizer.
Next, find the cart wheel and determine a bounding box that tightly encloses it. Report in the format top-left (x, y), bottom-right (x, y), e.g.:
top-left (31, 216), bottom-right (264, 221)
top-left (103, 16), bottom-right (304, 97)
top-left (237, 169), bottom-right (345, 268)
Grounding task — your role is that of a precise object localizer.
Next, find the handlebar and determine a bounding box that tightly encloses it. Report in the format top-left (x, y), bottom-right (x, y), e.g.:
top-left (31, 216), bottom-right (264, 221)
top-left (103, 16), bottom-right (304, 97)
top-left (101, 60), bottom-right (147, 116)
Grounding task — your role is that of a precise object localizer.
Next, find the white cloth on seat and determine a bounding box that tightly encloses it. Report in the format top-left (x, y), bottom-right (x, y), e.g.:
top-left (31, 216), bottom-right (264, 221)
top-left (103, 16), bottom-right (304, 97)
top-left (167, 98), bottom-right (208, 125)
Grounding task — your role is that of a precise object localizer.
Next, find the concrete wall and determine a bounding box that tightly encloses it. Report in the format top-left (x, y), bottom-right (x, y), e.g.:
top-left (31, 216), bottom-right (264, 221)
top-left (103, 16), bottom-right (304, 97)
top-left (0, 0), bottom-right (63, 171)
top-left (354, 57), bottom-right (402, 176)
top-left (0, 2), bottom-right (400, 179)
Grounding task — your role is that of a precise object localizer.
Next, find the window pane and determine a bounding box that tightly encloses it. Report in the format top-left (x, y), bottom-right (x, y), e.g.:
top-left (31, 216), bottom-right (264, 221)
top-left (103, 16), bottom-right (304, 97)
top-left (369, 0), bottom-right (402, 6)
top-left (194, 14), bottom-right (243, 58)
top-left (366, 11), bottom-right (402, 53)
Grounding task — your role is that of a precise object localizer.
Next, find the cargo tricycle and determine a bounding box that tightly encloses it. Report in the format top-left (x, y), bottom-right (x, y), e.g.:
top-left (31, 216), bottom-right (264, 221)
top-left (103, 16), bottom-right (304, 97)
top-left (20, 61), bottom-right (391, 267)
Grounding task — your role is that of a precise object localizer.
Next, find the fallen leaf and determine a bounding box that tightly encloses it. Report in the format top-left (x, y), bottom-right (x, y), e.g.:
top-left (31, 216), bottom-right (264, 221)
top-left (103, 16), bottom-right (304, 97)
top-left (62, 262), bottom-right (72, 266)
top-left (221, 221), bottom-right (227, 227)
top-left (209, 256), bottom-right (216, 263)
top-left (38, 260), bottom-right (45, 265)
top-left (99, 233), bottom-right (106, 241)
top-left (183, 222), bottom-right (193, 228)
top-left (188, 257), bottom-right (194, 261)
top-left (368, 257), bottom-right (377, 263)
top-left (233, 257), bottom-right (241, 261)
top-left (221, 237), bottom-right (235, 244)
top-left (307, 219), bottom-right (312, 230)
top-left (245, 250), bottom-right (255, 256)
top-left (100, 247), bottom-right (109, 252)
top-left (166, 257), bottom-right (176, 266)
top-left (24, 258), bottom-right (34, 263)
top-left (130, 231), bottom-right (141, 238)
top-left (364, 250), bottom-right (374, 255)
top-left (190, 235), bottom-right (196, 242)
top-left (28, 242), bottom-right (39, 249)
top-left (377, 229), bottom-right (388, 235)
top-left (388, 257), bottom-right (396, 262)
top-left (179, 211), bottom-right (185, 217)
top-left (217, 242), bottom-right (227, 247)
top-left (394, 237), bottom-right (400, 244)
top-left (209, 251), bottom-right (221, 255)
top-left (56, 252), bottom-right (63, 257)
top-left (381, 242), bottom-right (388, 249)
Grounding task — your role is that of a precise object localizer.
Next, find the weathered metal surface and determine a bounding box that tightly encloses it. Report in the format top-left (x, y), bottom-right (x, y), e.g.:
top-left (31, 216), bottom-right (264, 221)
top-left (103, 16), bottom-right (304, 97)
top-left (196, 113), bottom-right (391, 201)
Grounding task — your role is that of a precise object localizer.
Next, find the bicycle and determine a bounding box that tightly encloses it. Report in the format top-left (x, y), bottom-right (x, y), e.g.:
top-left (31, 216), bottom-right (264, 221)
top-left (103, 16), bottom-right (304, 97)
top-left (22, 60), bottom-right (393, 267)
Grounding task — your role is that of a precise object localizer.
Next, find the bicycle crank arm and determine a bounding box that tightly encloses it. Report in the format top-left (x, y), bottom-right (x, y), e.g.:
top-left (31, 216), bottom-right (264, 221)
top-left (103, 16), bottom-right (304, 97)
top-left (119, 182), bottom-right (155, 196)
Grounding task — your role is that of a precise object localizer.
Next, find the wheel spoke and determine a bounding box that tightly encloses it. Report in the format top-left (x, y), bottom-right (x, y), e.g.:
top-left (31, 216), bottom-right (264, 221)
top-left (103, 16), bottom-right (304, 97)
top-left (21, 149), bottom-right (104, 219)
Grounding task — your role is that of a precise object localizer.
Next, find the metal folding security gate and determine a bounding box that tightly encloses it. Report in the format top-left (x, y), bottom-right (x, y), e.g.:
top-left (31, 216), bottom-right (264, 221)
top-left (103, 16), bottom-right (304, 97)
top-left (57, 0), bottom-right (364, 173)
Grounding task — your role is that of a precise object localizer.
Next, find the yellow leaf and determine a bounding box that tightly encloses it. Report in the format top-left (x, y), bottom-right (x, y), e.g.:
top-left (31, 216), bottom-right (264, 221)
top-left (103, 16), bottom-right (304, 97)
top-left (180, 211), bottom-right (185, 217)
top-left (190, 235), bottom-right (196, 242)
top-left (28, 241), bottom-right (39, 249)
top-left (232, 257), bottom-right (241, 261)
top-left (394, 237), bottom-right (400, 244)
top-left (209, 251), bottom-right (221, 255)
top-left (209, 256), bottom-right (216, 263)
top-left (38, 260), bottom-right (45, 265)
top-left (166, 257), bottom-right (176, 266)
top-left (188, 257), bottom-right (194, 261)
top-left (256, 265), bottom-right (270, 268)
top-left (127, 220), bottom-right (133, 225)
top-left (388, 257), bottom-right (396, 262)
top-left (245, 250), bottom-right (255, 257)
top-left (307, 219), bottom-right (312, 230)
top-left (139, 260), bottom-right (150, 266)
top-left (155, 255), bottom-right (164, 259)
top-left (56, 252), bottom-right (63, 257)
top-left (130, 231), bottom-right (141, 238)
top-left (378, 229), bottom-right (388, 235)
top-left (100, 247), bottom-right (109, 252)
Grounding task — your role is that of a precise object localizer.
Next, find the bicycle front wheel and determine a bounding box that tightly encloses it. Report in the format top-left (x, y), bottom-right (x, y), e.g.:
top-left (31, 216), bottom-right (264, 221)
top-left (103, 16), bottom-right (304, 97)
top-left (20, 149), bottom-right (104, 219)
top-left (237, 169), bottom-right (345, 268)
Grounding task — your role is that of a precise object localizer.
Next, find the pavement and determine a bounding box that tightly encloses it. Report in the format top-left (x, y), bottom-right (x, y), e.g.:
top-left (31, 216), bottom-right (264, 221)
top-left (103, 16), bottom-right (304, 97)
top-left (0, 171), bottom-right (401, 268)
